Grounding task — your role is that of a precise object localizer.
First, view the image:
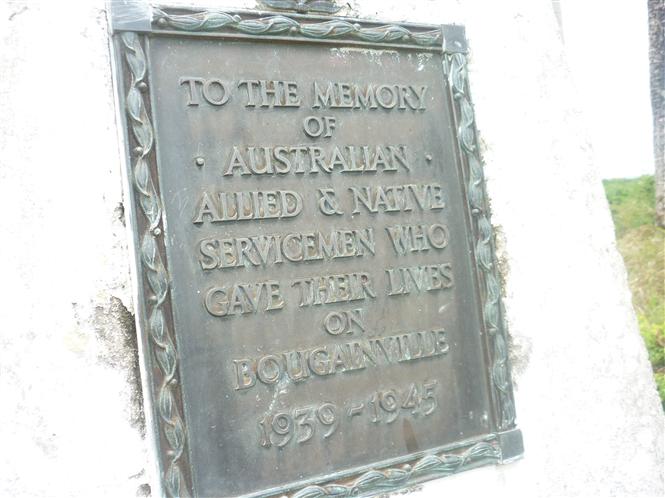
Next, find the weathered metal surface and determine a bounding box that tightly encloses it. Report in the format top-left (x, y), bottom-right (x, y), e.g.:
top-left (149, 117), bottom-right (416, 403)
top-left (110, 4), bottom-right (523, 497)
top-left (258, 0), bottom-right (343, 14)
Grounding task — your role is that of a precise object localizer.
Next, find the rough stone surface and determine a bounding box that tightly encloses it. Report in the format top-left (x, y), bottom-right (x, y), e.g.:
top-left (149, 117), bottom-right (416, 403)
top-left (0, 1), bottom-right (150, 496)
top-left (0, 0), bottom-right (662, 497)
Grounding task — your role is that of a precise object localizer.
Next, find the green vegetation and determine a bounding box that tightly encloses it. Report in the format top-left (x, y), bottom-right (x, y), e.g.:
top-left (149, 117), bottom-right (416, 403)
top-left (604, 175), bottom-right (665, 408)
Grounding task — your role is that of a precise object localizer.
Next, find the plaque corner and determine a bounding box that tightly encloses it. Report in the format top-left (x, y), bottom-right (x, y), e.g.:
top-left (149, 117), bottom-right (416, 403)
top-left (442, 24), bottom-right (468, 53)
top-left (108, 0), bottom-right (152, 33)
top-left (497, 428), bottom-right (524, 464)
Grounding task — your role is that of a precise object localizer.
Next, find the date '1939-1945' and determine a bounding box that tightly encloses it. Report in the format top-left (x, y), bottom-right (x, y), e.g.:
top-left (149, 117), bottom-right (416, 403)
top-left (258, 380), bottom-right (438, 448)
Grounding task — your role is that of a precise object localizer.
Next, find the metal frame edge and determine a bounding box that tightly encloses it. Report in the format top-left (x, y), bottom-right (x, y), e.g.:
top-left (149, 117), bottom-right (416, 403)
top-left (108, 0), bottom-right (468, 53)
top-left (106, 5), bottom-right (168, 498)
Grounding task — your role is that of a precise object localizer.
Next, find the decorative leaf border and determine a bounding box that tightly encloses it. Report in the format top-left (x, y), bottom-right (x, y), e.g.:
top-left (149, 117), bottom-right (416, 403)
top-left (445, 52), bottom-right (517, 429)
top-left (151, 8), bottom-right (443, 48)
top-left (258, 0), bottom-right (343, 14)
top-left (289, 441), bottom-right (501, 498)
top-left (120, 32), bottom-right (192, 498)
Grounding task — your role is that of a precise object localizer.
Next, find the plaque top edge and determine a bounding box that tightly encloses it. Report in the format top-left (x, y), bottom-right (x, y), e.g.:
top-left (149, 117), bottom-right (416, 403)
top-left (108, 1), bottom-right (468, 53)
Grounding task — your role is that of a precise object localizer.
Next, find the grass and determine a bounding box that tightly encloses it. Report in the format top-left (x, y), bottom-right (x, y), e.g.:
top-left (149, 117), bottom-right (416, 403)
top-left (603, 175), bottom-right (665, 408)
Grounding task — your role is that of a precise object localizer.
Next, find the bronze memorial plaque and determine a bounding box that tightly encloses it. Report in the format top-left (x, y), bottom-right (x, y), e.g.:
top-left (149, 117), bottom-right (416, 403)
top-left (110, 2), bottom-right (523, 497)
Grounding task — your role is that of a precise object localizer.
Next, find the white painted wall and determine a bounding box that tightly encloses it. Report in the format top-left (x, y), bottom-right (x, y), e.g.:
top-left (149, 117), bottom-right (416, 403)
top-left (558, 0), bottom-right (654, 179)
top-left (0, 0), bottom-right (662, 497)
top-left (0, 1), bottom-right (150, 496)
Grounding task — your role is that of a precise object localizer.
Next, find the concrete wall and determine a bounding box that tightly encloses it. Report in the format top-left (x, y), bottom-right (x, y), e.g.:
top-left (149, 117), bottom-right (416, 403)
top-left (558, 0), bottom-right (653, 179)
top-left (0, 0), bottom-right (662, 496)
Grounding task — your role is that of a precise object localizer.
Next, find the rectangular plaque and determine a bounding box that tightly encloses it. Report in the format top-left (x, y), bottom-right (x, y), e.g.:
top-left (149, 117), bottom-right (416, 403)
top-left (110, 4), bottom-right (523, 497)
